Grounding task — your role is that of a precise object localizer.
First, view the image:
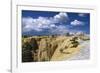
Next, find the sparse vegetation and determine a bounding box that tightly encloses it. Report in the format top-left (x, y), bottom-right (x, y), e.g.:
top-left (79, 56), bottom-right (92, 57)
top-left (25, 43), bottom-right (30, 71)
top-left (22, 35), bottom-right (28, 38)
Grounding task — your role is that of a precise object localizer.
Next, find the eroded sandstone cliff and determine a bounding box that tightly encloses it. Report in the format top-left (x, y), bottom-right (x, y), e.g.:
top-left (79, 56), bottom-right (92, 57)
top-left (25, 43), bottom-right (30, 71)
top-left (22, 35), bottom-right (89, 62)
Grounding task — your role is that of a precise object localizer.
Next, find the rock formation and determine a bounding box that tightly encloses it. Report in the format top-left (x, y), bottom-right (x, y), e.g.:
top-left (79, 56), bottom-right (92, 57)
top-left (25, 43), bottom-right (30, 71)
top-left (22, 35), bottom-right (89, 62)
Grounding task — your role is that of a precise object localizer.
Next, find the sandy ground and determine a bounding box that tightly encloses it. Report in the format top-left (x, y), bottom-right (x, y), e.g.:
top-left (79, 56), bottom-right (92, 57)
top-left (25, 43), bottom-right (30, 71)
top-left (51, 40), bottom-right (90, 61)
top-left (69, 40), bottom-right (90, 60)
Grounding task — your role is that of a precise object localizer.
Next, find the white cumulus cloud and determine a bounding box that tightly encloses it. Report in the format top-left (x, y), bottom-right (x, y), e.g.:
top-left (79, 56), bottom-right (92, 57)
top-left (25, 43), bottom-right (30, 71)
top-left (70, 20), bottom-right (84, 26)
top-left (54, 12), bottom-right (68, 23)
top-left (78, 13), bottom-right (86, 17)
top-left (22, 12), bottom-right (69, 33)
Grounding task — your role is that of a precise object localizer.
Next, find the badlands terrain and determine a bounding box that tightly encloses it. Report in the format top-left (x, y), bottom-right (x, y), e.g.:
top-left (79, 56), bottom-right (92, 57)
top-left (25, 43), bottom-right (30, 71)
top-left (22, 34), bottom-right (90, 62)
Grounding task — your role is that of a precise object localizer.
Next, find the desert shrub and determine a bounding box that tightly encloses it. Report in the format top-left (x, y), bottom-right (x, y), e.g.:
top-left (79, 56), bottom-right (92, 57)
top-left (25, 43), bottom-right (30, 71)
top-left (51, 35), bottom-right (55, 38)
top-left (22, 35), bottom-right (28, 38)
top-left (65, 32), bottom-right (70, 36)
top-left (59, 49), bottom-right (63, 53)
top-left (71, 41), bottom-right (79, 48)
top-left (69, 36), bottom-right (79, 48)
top-left (70, 37), bottom-right (78, 41)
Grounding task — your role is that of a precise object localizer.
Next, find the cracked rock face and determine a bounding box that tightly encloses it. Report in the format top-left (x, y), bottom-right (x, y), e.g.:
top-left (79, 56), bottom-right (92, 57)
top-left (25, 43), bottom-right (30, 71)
top-left (22, 35), bottom-right (90, 62)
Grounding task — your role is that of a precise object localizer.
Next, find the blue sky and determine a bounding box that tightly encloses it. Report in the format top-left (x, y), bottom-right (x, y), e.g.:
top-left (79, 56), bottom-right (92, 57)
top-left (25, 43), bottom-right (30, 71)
top-left (22, 10), bottom-right (90, 36)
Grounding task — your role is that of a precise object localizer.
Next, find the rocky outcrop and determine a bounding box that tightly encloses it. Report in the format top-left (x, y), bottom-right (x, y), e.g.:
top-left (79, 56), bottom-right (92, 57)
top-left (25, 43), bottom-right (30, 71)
top-left (22, 42), bottom-right (33, 62)
top-left (22, 35), bottom-right (89, 62)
